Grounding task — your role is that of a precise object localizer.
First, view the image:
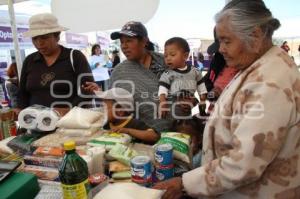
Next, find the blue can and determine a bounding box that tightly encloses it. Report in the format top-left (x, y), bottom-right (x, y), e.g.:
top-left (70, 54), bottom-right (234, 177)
top-left (155, 143), bottom-right (173, 166)
top-left (155, 165), bottom-right (174, 181)
top-left (131, 155), bottom-right (152, 187)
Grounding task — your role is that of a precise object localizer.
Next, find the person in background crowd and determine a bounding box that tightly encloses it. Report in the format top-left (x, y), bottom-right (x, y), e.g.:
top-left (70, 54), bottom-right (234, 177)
top-left (196, 52), bottom-right (204, 71)
top-left (158, 37), bottom-right (207, 119)
top-left (186, 55), bottom-right (199, 68)
top-left (89, 44), bottom-right (105, 69)
top-left (17, 13), bottom-right (95, 112)
top-left (112, 49), bottom-right (121, 68)
top-left (280, 40), bottom-right (290, 53)
top-left (5, 62), bottom-right (19, 108)
top-left (154, 1), bottom-right (300, 198)
top-left (89, 44), bottom-right (110, 90)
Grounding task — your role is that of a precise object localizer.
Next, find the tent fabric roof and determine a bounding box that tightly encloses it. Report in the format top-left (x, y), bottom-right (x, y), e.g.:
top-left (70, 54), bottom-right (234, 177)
top-left (0, 0), bottom-right (28, 5)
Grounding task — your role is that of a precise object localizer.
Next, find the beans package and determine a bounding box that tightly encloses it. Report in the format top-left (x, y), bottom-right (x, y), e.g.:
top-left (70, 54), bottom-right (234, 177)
top-left (87, 132), bottom-right (132, 150)
top-left (155, 132), bottom-right (192, 164)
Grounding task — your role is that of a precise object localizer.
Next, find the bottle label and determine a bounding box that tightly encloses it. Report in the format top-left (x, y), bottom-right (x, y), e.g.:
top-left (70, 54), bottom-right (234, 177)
top-left (61, 179), bottom-right (90, 199)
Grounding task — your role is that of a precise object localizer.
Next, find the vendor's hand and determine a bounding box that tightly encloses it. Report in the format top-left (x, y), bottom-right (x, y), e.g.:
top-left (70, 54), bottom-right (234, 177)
top-left (153, 177), bottom-right (183, 199)
top-left (82, 81), bottom-right (101, 93)
top-left (54, 107), bottom-right (70, 117)
top-left (111, 127), bottom-right (129, 135)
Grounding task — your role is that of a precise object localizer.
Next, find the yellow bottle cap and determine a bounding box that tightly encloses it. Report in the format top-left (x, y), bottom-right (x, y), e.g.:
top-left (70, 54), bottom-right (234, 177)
top-left (64, 141), bottom-right (75, 151)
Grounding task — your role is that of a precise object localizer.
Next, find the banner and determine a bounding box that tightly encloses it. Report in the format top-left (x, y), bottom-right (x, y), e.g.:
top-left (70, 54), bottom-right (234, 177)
top-left (65, 32), bottom-right (88, 47)
top-left (0, 26), bottom-right (32, 49)
top-left (96, 35), bottom-right (110, 49)
top-left (0, 26), bottom-right (30, 43)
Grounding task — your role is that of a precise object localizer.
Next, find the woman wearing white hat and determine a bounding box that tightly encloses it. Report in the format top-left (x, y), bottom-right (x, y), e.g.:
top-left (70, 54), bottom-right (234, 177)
top-left (17, 13), bottom-right (96, 111)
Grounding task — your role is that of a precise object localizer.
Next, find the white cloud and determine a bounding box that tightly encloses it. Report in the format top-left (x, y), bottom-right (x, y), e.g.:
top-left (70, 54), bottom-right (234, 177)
top-left (0, 0), bottom-right (50, 15)
top-left (274, 17), bottom-right (300, 38)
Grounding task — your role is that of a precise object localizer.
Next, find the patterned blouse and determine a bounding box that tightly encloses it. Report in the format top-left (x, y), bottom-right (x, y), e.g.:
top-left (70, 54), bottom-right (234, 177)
top-left (182, 46), bottom-right (300, 199)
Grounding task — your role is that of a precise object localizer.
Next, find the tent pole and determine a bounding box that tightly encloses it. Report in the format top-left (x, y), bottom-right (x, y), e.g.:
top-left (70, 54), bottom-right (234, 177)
top-left (8, 0), bottom-right (23, 78)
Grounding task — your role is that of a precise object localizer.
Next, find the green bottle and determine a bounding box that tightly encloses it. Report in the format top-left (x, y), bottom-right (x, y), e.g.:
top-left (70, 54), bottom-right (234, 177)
top-left (59, 141), bottom-right (90, 199)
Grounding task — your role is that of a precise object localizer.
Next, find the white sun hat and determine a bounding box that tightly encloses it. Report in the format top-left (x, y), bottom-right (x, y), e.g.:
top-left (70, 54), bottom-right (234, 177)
top-left (23, 13), bottom-right (68, 38)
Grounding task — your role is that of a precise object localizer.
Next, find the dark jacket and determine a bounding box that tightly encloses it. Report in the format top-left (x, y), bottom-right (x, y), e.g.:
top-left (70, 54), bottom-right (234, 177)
top-left (200, 52), bottom-right (226, 92)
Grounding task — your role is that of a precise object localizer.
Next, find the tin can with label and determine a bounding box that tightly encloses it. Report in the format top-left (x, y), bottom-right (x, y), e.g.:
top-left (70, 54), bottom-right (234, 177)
top-left (155, 165), bottom-right (174, 181)
top-left (155, 143), bottom-right (173, 166)
top-left (131, 155), bottom-right (152, 187)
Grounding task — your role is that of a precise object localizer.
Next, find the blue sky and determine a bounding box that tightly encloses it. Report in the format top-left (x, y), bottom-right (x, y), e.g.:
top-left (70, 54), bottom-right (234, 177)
top-left (0, 0), bottom-right (299, 46)
top-left (146, 0), bottom-right (300, 45)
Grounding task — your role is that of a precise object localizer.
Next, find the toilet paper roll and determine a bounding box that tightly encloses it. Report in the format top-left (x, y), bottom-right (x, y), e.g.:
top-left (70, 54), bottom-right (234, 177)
top-left (36, 110), bottom-right (61, 132)
top-left (18, 107), bottom-right (39, 129)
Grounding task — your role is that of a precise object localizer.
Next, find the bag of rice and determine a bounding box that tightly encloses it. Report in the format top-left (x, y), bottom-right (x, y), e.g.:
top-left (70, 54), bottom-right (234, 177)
top-left (156, 132), bottom-right (192, 164)
top-left (109, 161), bottom-right (130, 173)
top-left (94, 183), bottom-right (164, 199)
top-left (57, 107), bottom-right (106, 129)
top-left (87, 132), bottom-right (132, 150)
top-left (108, 144), bottom-right (138, 166)
top-left (111, 171), bottom-right (131, 180)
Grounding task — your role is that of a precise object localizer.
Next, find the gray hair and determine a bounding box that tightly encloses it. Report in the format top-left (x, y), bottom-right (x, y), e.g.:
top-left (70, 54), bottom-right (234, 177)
top-left (215, 0), bottom-right (280, 47)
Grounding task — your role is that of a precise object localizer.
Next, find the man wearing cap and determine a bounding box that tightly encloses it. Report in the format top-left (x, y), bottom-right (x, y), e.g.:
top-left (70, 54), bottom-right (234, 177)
top-left (17, 13), bottom-right (95, 110)
top-left (108, 21), bottom-right (172, 133)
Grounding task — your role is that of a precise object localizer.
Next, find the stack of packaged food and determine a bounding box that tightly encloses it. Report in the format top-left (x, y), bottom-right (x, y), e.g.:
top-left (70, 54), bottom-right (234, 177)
top-left (21, 146), bottom-right (64, 181)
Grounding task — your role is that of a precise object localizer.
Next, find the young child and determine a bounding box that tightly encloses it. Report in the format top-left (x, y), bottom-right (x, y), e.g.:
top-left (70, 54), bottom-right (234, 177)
top-left (95, 87), bottom-right (159, 144)
top-left (172, 90), bottom-right (205, 168)
top-left (173, 118), bottom-right (203, 169)
top-left (158, 37), bottom-right (207, 119)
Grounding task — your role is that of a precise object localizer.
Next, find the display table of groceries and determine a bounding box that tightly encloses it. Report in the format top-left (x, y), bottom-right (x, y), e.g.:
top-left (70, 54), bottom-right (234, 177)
top-left (0, 106), bottom-right (196, 199)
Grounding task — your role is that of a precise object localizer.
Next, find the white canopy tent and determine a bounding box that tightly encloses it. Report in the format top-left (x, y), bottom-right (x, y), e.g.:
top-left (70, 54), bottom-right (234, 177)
top-left (0, 0), bottom-right (28, 77)
top-left (0, 0), bottom-right (160, 77)
top-left (51, 0), bottom-right (160, 33)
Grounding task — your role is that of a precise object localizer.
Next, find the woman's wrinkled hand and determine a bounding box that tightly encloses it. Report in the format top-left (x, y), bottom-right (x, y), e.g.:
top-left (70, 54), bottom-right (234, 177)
top-left (153, 177), bottom-right (184, 199)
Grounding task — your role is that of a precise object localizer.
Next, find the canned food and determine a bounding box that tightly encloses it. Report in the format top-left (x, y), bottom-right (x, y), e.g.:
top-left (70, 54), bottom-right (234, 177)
top-left (155, 165), bottom-right (174, 181)
top-left (131, 156), bottom-right (152, 187)
top-left (155, 143), bottom-right (173, 166)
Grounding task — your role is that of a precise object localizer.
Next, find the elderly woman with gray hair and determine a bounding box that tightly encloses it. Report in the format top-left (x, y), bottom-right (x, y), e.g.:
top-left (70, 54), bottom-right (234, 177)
top-left (154, 0), bottom-right (300, 199)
